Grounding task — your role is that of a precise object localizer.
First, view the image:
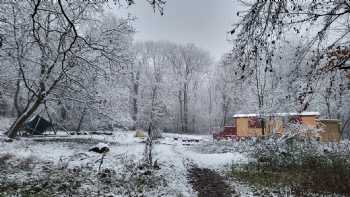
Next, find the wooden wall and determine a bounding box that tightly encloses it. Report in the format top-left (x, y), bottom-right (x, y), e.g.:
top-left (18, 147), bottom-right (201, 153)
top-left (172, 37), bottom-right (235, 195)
top-left (234, 115), bottom-right (318, 138)
top-left (234, 115), bottom-right (341, 142)
top-left (266, 117), bottom-right (284, 134)
top-left (235, 117), bottom-right (262, 137)
top-left (301, 116), bottom-right (317, 128)
top-left (316, 119), bottom-right (341, 142)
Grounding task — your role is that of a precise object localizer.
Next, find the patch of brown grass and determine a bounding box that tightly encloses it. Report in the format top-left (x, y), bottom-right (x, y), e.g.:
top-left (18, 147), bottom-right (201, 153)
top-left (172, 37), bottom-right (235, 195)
top-left (0, 153), bottom-right (14, 167)
top-left (230, 156), bottom-right (350, 195)
top-left (16, 156), bottom-right (37, 171)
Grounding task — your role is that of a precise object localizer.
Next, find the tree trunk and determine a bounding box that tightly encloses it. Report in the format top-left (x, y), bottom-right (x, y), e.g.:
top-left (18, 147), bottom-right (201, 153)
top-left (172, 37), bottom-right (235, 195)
top-left (76, 106), bottom-right (86, 132)
top-left (326, 99), bottom-right (331, 118)
top-left (131, 70), bottom-right (140, 130)
top-left (178, 90), bottom-right (184, 133)
top-left (261, 118), bottom-right (265, 136)
top-left (145, 124), bottom-right (153, 165)
top-left (131, 97), bottom-right (138, 130)
top-left (341, 117), bottom-right (350, 138)
top-left (7, 96), bottom-right (43, 138)
top-left (183, 83), bottom-right (188, 133)
top-left (13, 74), bottom-right (22, 117)
top-left (222, 94), bottom-right (229, 127)
top-left (145, 85), bottom-right (157, 165)
top-left (223, 108), bottom-right (228, 127)
top-left (208, 85), bottom-right (212, 133)
top-left (192, 116), bottom-right (195, 133)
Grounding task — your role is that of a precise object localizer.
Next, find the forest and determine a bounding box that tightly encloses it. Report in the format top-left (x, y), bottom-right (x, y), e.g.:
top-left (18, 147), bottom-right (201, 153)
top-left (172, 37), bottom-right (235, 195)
top-left (0, 0), bottom-right (350, 196)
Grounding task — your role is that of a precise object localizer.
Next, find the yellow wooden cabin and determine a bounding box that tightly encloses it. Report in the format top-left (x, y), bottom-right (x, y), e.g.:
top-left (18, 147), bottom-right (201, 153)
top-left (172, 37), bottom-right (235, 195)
top-left (232, 112), bottom-right (340, 142)
top-left (233, 112), bottom-right (317, 136)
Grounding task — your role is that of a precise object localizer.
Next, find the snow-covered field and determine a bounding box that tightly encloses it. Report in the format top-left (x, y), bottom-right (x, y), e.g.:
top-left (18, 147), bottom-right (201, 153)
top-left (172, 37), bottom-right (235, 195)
top-left (2, 130), bottom-right (350, 196)
top-left (0, 130), bottom-right (249, 196)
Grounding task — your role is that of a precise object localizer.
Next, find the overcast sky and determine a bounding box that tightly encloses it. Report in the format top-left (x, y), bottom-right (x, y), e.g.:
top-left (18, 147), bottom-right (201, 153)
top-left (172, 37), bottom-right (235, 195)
top-left (112, 0), bottom-right (241, 61)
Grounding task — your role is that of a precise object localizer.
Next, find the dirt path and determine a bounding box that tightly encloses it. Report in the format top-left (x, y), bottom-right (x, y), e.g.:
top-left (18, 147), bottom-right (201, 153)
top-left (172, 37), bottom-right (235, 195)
top-left (188, 167), bottom-right (236, 197)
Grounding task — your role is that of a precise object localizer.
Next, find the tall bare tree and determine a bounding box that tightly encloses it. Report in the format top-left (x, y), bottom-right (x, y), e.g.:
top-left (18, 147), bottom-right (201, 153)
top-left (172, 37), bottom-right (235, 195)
top-left (0, 1), bottom-right (138, 138)
top-left (231, 0), bottom-right (350, 113)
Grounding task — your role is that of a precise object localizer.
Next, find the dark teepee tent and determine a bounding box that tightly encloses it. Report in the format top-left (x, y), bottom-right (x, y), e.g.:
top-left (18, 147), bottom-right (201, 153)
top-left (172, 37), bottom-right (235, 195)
top-left (24, 115), bottom-right (53, 135)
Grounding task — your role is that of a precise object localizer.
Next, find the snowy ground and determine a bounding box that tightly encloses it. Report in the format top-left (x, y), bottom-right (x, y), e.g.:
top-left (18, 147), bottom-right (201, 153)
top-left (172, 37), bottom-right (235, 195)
top-left (0, 130), bottom-right (249, 196)
top-left (2, 130), bottom-right (348, 196)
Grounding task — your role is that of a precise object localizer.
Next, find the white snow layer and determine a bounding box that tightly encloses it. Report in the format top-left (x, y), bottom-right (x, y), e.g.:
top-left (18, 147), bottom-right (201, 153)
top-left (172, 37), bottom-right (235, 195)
top-left (0, 131), bottom-right (248, 196)
top-left (233, 111), bottom-right (320, 118)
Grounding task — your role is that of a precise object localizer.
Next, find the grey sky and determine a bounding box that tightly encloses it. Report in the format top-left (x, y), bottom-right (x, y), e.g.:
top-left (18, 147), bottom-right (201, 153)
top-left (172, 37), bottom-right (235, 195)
top-left (113, 0), bottom-right (240, 61)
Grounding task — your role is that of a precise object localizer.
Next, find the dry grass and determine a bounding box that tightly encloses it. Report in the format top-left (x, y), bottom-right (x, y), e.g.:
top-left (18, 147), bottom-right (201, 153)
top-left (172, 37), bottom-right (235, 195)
top-left (0, 153), bottom-right (14, 167)
top-left (0, 154), bottom-right (168, 197)
top-left (230, 154), bottom-right (350, 195)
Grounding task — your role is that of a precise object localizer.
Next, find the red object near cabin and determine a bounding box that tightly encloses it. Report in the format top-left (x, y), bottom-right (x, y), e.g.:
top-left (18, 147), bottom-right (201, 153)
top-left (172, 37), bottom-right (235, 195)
top-left (213, 126), bottom-right (237, 140)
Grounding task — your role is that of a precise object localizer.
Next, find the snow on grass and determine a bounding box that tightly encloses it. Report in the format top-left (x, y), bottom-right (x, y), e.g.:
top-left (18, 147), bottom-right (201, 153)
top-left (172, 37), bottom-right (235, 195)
top-left (0, 130), bottom-right (249, 196)
top-left (0, 117), bottom-right (14, 134)
top-left (162, 133), bottom-right (212, 142)
top-left (0, 131), bottom-right (248, 171)
top-left (184, 150), bottom-right (248, 169)
top-left (159, 133), bottom-right (249, 169)
top-left (151, 135), bottom-right (249, 196)
top-left (53, 129), bottom-right (141, 144)
top-left (153, 144), bottom-right (196, 196)
top-left (0, 139), bottom-right (85, 163)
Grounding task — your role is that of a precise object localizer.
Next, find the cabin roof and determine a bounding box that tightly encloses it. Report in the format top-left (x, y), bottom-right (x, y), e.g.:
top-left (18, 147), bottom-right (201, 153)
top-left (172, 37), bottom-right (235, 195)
top-left (316, 119), bottom-right (340, 122)
top-left (233, 112), bottom-right (320, 118)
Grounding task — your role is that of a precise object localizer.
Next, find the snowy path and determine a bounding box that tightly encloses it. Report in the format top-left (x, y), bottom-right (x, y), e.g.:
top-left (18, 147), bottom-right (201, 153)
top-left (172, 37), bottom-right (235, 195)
top-left (188, 167), bottom-right (236, 197)
top-left (153, 135), bottom-right (248, 197)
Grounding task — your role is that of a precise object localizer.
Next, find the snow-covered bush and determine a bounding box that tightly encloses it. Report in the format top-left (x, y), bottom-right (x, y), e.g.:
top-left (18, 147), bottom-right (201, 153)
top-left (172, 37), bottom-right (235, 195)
top-left (0, 153), bottom-right (170, 197)
top-left (278, 123), bottom-right (323, 143)
top-left (249, 131), bottom-right (350, 169)
top-left (151, 128), bottom-right (163, 139)
top-left (229, 134), bottom-right (350, 195)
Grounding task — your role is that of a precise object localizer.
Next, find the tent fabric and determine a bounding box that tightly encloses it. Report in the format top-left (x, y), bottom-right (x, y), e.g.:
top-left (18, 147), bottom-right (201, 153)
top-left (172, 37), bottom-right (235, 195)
top-left (24, 115), bottom-right (52, 135)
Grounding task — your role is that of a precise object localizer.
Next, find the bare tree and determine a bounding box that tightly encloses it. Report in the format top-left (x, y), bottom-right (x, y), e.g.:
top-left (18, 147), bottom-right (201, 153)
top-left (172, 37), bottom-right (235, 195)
top-left (166, 44), bottom-right (211, 133)
top-left (1, 1), bottom-right (136, 138)
top-left (232, 0), bottom-right (350, 70)
top-left (231, 0), bottom-right (350, 113)
top-left (133, 41), bottom-right (167, 164)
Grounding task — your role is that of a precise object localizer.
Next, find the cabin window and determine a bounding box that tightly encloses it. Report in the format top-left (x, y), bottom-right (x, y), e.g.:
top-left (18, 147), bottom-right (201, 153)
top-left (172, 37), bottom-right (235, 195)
top-left (288, 116), bottom-right (302, 124)
top-left (248, 117), bottom-right (263, 128)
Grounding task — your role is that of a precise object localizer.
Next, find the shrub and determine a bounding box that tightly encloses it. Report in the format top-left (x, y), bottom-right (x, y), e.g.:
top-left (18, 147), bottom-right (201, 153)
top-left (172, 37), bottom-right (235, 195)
top-left (229, 136), bottom-right (350, 195)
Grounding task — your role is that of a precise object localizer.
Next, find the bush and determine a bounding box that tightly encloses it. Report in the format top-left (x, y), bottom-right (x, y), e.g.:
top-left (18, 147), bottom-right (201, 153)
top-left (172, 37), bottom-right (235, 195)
top-left (229, 136), bottom-right (350, 195)
top-left (0, 154), bottom-right (169, 197)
